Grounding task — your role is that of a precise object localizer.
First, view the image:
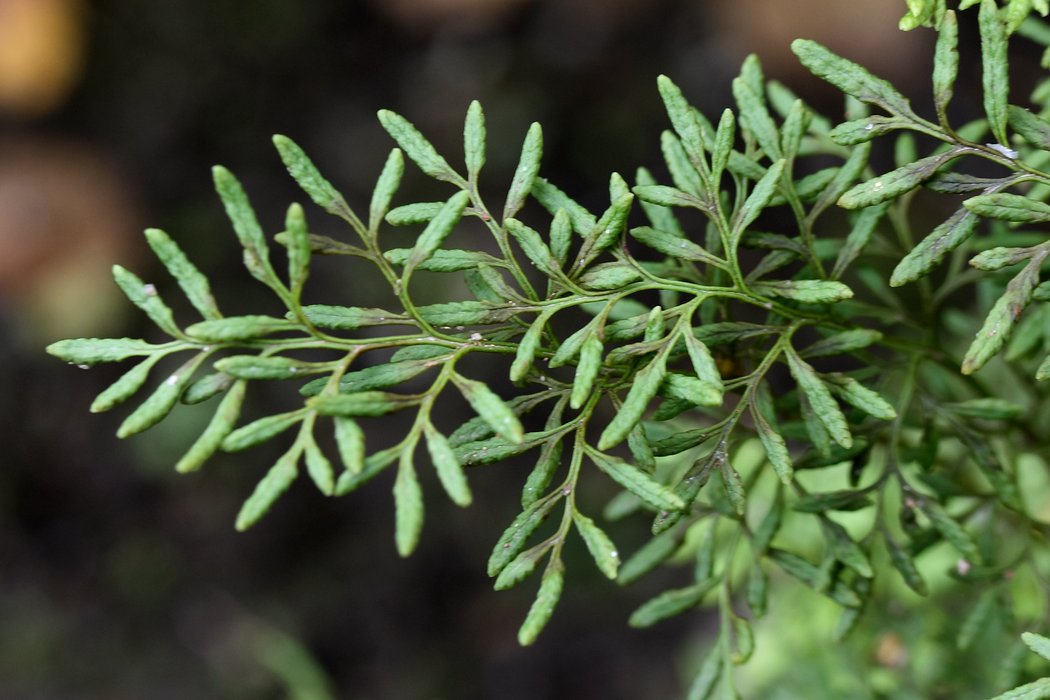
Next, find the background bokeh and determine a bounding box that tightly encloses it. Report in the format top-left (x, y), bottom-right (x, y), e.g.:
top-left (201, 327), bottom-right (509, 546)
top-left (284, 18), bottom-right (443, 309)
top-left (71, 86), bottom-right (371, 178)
top-left (1, 1), bottom-right (952, 698)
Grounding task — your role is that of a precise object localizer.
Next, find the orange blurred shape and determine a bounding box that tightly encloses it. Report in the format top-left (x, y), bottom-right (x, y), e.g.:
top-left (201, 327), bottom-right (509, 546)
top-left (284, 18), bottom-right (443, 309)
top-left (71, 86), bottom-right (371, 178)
top-left (0, 0), bottom-right (86, 117)
top-left (0, 138), bottom-right (140, 343)
top-left (709, 0), bottom-right (924, 86)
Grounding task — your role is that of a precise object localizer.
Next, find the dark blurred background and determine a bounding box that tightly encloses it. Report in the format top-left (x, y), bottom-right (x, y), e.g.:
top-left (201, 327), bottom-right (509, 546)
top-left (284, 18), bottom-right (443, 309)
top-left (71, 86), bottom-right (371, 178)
top-left (1, 1), bottom-right (932, 698)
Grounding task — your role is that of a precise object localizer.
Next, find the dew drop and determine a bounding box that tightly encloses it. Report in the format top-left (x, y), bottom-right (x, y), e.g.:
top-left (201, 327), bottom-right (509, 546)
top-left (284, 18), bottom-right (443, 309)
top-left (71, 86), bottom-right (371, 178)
top-left (142, 284), bottom-right (158, 297)
top-left (872, 181), bottom-right (884, 192)
top-left (165, 374), bottom-right (179, 386)
top-left (469, 332), bottom-right (483, 341)
top-left (864, 123), bottom-right (874, 131)
top-left (76, 364), bottom-right (90, 370)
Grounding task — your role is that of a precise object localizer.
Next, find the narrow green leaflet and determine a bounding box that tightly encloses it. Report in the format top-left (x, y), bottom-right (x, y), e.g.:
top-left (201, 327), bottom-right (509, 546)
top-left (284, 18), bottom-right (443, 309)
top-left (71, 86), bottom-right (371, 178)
top-left (632, 185), bottom-right (705, 209)
top-left (424, 423), bottom-right (472, 507)
top-left (112, 265), bottom-right (180, 337)
top-left (385, 247), bottom-right (504, 273)
top-left (488, 495), bottom-right (561, 576)
top-left (1023, 632), bottom-right (1050, 661)
top-left (958, 588), bottom-right (998, 650)
top-left (786, 347), bottom-right (852, 449)
top-left (780, 99), bottom-right (809, 161)
top-left (933, 11), bottom-right (959, 122)
top-left (309, 391), bottom-right (419, 418)
top-left (657, 75), bottom-right (705, 164)
top-left (793, 489), bottom-right (871, 514)
top-left (175, 379), bottom-right (247, 473)
top-left (751, 403), bottom-right (793, 484)
top-left (573, 510), bottom-right (620, 579)
top-left (117, 352), bottom-right (209, 439)
top-left (618, 525), bottom-right (683, 585)
top-left (549, 208), bottom-right (573, 266)
top-left (800, 329), bottom-right (882, 358)
top-left (510, 309), bottom-right (551, 383)
top-left (463, 100), bottom-right (486, 181)
top-left (630, 226), bottom-right (725, 267)
top-left (970, 247), bottom-right (1033, 271)
top-left (962, 255), bottom-right (1044, 374)
top-left (712, 108), bottom-right (735, 184)
top-left (90, 353), bottom-right (165, 413)
top-left (452, 373), bottom-right (525, 443)
top-left (720, 458), bottom-right (747, 516)
top-left (885, 531), bottom-right (928, 596)
top-left (628, 578), bottom-right (719, 628)
top-left (832, 203), bottom-right (888, 279)
top-left (732, 76), bottom-right (782, 161)
top-left (597, 349), bottom-right (668, 450)
top-left (964, 193), bottom-right (1050, 223)
top-left (733, 159), bottom-right (786, 244)
top-left (791, 39), bottom-right (916, 117)
top-left (222, 409), bottom-right (306, 452)
top-left (272, 135), bottom-right (351, 219)
top-left (661, 131), bottom-right (705, 196)
top-left (687, 642), bottom-right (723, 700)
top-left (588, 449), bottom-right (685, 512)
top-left (753, 280), bottom-right (853, 304)
top-left (235, 448), bottom-right (299, 531)
top-left (187, 316), bottom-right (300, 342)
top-left (768, 548), bottom-right (862, 607)
top-left (839, 150), bottom-right (962, 209)
top-left (980, 0), bottom-right (1010, 145)
top-left (571, 334), bottom-right (604, 410)
top-left (212, 166), bottom-right (276, 287)
top-left (495, 542), bottom-right (551, 591)
top-left (504, 122), bottom-right (543, 220)
top-left (215, 355), bottom-right (332, 381)
top-left (506, 218), bottom-right (563, 279)
top-left (304, 434), bottom-right (335, 496)
top-left (334, 416), bottom-right (365, 475)
top-left (944, 398), bottom-right (1024, 420)
top-left (529, 177), bottom-right (596, 235)
top-left (823, 373), bottom-right (897, 420)
top-left (1008, 105), bottom-right (1050, 150)
top-left (890, 209), bottom-right (979, 287)
top-left (920, 500), bottom-right (981, 563)
top-left (405, 191), bottom-right (471, 275)
top-left (144, 228), bottom-right (221, 320)
top-left (369, 148), bottom-right (404, 230)
top-left (417, 300), bottom-right (519, 326)
top-left (394, 446), bottom-right (424, 557)
top-left (751, 494), bottom-right (783, 555)
top-left (522, 438), bottom-right (563, 508)
top-left (300, 305), bottom-right (402, 329)
top-left (377, 109), bottom-right (464, 185)
top-left (283, 203), bottom-right (310, 294)
top-left (820, 518), bottom-right (873, 578)
top-left (47, 338), bottom-right (165, 366)
top-left (1039, 353), bottom-right (1050, 381)
top-left (579, 263), bottom-right (642, 290)
top-left (828, 116), bottom-right (910, 146)
top-left (684, 333), bottom-right (725, 393)
top-left (386, 201), bottom-right (444, 226)
top-left (518, 561), bottom-right (564, 646)
top-left (986, 678), bottom-right (1050, 700)
top-left (576, 193), bottom-right (635, 268)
